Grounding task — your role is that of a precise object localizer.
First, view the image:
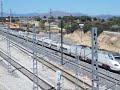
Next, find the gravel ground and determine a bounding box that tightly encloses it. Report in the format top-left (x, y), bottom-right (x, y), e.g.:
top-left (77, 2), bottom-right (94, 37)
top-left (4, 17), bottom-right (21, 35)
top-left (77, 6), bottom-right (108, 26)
top-left (0, 56), bottom-right (33, 90)
top-left (0, 35), bottom-right (76, 89)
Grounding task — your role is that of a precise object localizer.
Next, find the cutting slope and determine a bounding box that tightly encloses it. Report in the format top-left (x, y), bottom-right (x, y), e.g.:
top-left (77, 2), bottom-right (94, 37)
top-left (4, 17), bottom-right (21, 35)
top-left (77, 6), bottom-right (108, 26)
top-left (64, 30), bottom-right (120, 52)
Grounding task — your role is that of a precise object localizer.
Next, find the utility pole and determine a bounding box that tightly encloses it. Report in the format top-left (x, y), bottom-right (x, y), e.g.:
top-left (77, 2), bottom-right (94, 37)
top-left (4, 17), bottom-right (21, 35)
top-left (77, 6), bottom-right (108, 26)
top-left (91, 27), bottom-right (99, 90)
top-left (32, 26), bottom-right (38, 90)
top-left (7, 32), bottom-right (11, 73)
top-left (1, 1), bottom-right (3, 26)
top-left (75, 46), bottom-right (80, 90)
top-left (7, 9), bottom-right (12, 73)
top-left (79, 24), bottom-right (84, 43)
top-left (48, 9), bottom-right (52, 39)
top-left (26, 17), bottom-right (29, 42)
top-left (61, 18), bottom-right (63, 65)
top-left (9, 9), bottom-right (12, 28)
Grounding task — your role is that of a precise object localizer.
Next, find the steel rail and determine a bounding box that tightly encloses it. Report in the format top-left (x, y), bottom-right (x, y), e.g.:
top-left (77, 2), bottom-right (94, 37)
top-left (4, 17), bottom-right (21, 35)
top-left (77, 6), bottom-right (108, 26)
top-left (0, 49), bottom-right (55, 90)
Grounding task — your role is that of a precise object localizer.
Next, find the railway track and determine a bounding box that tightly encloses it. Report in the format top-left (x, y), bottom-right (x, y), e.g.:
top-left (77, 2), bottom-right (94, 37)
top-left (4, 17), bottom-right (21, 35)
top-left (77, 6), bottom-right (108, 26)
top-left (1, 33), bottom-right (92, 89)
top-left (1, 29), bottom-right (120, 89)
top-left (9, 36), bottom-right (120, 90)
top-left (0, 50), bottom-right (55, 90)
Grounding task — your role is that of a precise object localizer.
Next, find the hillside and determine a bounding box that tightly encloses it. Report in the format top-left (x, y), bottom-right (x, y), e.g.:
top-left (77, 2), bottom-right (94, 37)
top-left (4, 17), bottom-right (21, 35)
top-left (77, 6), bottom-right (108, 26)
top-left (64, 30), bottom-right (120, 53)
top-left (0, 11), bottom-right (115, 18)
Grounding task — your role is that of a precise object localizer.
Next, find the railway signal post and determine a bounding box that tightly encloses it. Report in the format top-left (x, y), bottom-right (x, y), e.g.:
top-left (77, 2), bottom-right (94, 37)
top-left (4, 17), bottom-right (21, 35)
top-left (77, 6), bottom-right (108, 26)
top-left (91, 27), bottom-right (99, 90)
top-left (56, 70), bottom-right (62, 90)
top-left (32, 26), bottom-right (38, 90)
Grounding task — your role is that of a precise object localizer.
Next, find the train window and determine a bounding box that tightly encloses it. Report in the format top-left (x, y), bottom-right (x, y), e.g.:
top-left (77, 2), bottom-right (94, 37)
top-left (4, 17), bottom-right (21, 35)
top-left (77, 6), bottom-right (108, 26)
top-left (114, 57), bottom-right (120, 60)
top-left (38, 40), bottom-right (42, 42)
top-left (109, 56), bottom-right (113, 60)
top-left (108, 54), bottom-right (113, 60)
top-left (60, 47), bottom-right (67, 50)
top-left (51, 44), bottom-right (57, 47)
top-left (64, 48), bottom-right (67, 50)
top-left (112, 53), bottom-right (120, 60)
top-left (44, 42), bottom-right (49, 44)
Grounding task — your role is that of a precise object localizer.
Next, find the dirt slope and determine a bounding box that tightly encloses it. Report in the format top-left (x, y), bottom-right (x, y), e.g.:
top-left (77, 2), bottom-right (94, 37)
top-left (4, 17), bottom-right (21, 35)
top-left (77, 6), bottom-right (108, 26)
top-left (64, 30), bottom-right (120, 53)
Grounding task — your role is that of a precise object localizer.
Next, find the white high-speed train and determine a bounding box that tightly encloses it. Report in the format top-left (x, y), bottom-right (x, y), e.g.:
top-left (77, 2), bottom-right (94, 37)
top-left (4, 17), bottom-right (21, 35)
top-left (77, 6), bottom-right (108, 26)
top-left (0, 28), bottom-right (120, 71)
top-left (38, 37), bottom-right (120, 71)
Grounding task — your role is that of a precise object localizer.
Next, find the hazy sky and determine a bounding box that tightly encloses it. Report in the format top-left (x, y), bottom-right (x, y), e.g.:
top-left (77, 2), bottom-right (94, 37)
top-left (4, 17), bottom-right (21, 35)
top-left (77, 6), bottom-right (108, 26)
top-left (3, 0), bottom-right (120, 15)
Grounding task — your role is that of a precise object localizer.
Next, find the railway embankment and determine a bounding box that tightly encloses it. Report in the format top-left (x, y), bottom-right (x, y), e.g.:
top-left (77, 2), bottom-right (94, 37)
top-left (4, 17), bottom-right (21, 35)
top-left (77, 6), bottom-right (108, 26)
top-left (64, 30), bottom-right (120, 53)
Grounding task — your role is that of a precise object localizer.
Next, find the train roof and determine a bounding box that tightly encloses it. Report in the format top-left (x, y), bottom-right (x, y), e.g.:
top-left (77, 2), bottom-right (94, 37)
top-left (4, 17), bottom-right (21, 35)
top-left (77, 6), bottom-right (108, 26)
top-left (75, 44), bottom-right (119, 54)
top-left (112, 53), bottom-right (120, 57)
top-left (43, 38), bottom-right (52, 42)
top-left (35, 36), bottom-right (120, 55)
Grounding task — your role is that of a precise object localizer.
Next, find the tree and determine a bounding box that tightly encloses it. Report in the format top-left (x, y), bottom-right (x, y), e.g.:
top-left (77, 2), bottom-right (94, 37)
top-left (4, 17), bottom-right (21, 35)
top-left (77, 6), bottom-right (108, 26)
top-left (16, 18), bottom-right (20, 22)
top-left (34, 16), bottom-right (41, 21)
top-left (43, 16), bottom-right (47, 18)
top-left (63, 16), bottom-right (70, 22)
top-left (73, 16), bottom-right (80, 20)
top-left (80, 16), bottom-right (91, 22)
top-left (11, 19), bottom-right (15, 23)
top-left (66, 23), bottom-right (79, 34)
top-left (108, 17), bottom-right (120, 26)
top-left (83, 23), bottom-right (92, 33)
top-left (58, 16), bottom-right (62, 20)
top-left (101, 19), bottom-right (105, 22)
top-left (48, 16), bottom-right (55, 22)
top-left (83, 22), bottom-right (103, 37)
top-left (69, 15), bottom-right (74, 23)
top-left (58, 21), bottom-right (69, 29)
top-left (40, 20), bottom-right (45, 30)
top-left (93, 17), bottom-right (97, 21)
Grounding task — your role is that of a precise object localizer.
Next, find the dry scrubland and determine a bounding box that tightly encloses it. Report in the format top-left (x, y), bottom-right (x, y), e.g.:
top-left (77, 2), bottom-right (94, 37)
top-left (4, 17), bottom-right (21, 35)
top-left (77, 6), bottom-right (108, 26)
top-left (64, 30), bottom-right (120, 53)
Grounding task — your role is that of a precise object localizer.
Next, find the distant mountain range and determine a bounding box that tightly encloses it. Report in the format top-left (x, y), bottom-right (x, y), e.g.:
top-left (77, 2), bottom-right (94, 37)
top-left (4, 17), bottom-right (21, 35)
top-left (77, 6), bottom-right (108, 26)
top-left (1, 11), bottom-right (118, 19)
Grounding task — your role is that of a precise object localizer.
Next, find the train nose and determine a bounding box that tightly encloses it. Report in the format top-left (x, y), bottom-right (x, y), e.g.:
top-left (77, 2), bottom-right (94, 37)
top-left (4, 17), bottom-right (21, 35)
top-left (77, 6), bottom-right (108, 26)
top-left (111, 61), bottom-right (120, 71)
top-left (116, 60), bottom-right (120, 64)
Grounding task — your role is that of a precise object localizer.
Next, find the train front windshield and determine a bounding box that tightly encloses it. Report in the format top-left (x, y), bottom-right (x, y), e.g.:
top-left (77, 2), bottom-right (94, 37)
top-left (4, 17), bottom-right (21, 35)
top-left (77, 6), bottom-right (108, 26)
top-left (112, 53), bottom-right (120, 61)
top-left (114, 56), bottom-right (120, 60)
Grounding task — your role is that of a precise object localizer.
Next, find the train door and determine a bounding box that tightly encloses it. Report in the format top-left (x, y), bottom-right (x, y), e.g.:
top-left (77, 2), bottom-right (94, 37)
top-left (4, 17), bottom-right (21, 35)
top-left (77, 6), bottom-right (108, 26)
top-left (80, 47), bottom-right (85, 60)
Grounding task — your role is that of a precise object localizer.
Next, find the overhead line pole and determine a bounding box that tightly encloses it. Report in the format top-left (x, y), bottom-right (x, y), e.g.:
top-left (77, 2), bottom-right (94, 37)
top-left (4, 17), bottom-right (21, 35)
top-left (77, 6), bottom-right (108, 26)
top-left (49, 9), bottom-right (52, 39)
top-left (10, 9), bottom-right (12, 23)
top-left (91, 27), bottom-right (99, 90)
top-left (1, 1), bottom-right (3, 26)
top-left (75, 46), bottom-right (80, 90)
top-left (61, 18), bottom-right (63, 65)
top-left (7, 9), bottom-right (12, 73)
top-left (32, 26), bottom-right (38, 90)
